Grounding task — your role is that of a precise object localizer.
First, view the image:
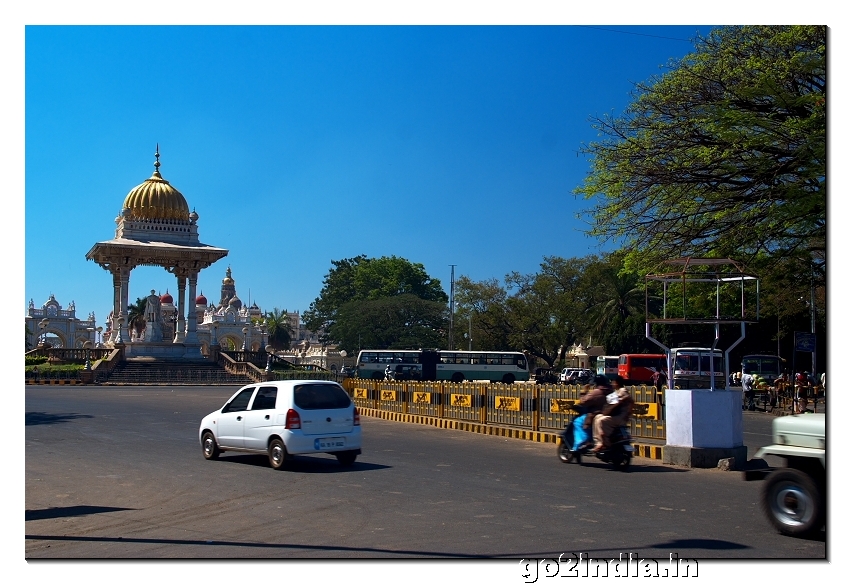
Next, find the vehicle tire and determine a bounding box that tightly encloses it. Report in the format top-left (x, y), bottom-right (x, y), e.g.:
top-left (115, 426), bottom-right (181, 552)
top-left (201, 431), bottom-right (220, 460)
top-left (502, 373), bottom-right (515, 384)
top-left (451, 372), bottom-right (465, 383)
top-left (372, 372), bottom-right (383, 380)
top-left (336, 451), bottom-right (357, 466)
top-left (268, 438), bottom-right (288, 470)
top-left (557, 440), bottom-right (573, 463)
top-left (761, 468), bottom-right (824, 537)
top-left (620, 452), bottom-right (632, 471)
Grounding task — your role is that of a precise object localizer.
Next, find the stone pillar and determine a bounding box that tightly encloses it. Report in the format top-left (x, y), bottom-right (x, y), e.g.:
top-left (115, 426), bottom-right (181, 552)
top-left (174, 275), bottom-right (186, 343)
top-left (183, 272), bottom-right (200, 346)
top-left (110, 270), bottom-right (121, 343)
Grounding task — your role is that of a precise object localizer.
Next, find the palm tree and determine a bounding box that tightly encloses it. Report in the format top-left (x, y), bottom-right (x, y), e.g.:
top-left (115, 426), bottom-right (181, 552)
top-left (265, 308), bottom-right (292, 350)
top-left (127, 297), bottom-right (148, 338)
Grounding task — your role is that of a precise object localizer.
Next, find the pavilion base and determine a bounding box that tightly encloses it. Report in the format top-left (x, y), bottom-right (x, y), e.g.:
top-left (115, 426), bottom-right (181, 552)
top-left (663, 445), bottom-right (748, 469)
top-left (120, 342), bottom-right (204, 360)
top-left (663, 388), bottom-right (746, 468)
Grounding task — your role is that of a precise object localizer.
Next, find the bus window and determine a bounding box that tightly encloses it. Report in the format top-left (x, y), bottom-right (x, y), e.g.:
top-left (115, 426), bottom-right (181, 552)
top-left (516, 356), bottom-right (527, 369)
top-left (455, 354), bottom-right (469, 364)
top-left (441, 354), bottom-right (454, 364)
top-left (676, 354), bottom-right (699, 372)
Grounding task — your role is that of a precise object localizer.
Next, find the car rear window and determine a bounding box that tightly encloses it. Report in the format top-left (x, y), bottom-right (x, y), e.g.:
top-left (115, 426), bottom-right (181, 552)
top-left (293, 383), bottom-right (351, 410)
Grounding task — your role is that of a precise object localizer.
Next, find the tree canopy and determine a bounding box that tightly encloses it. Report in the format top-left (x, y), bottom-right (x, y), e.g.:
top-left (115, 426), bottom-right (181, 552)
top-left (575, 25), bottom-right (825, 289)
top-left (303, 255), bottom-right (448, 352)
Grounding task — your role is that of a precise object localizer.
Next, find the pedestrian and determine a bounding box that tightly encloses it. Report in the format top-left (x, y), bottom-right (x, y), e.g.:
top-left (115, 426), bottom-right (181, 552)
top-left (741, 368), bottom-right (755, 411)
top-left (651, 369), bottom-right (667, 391)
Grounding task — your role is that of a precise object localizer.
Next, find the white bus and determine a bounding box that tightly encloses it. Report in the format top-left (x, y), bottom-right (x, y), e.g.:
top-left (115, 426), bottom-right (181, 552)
top-left (596, 355), bottom-right (619, 380)
top-left (740, 354), bottom-right (783, 383)
top-left (670, 347), bottom-right (724, 389)
top-left (355, 349), bottom-right (530, 383)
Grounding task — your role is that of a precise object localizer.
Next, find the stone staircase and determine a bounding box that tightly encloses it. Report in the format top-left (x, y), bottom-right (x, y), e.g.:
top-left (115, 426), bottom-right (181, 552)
top-left (100, 358), bottom-right (252, 385)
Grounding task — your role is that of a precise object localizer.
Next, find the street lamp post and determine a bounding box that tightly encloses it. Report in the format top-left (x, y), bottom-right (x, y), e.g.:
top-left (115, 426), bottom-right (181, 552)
top-left (38, 319), bottom-right (48, 347)
top-left (96, 326), bottom-right (103, 348)
top-left (242, 326), bottom-right (249, 351)
top-left (83, 341), bottom-right (93, 371)
top-left (265, 344), bottom-right (274, 373)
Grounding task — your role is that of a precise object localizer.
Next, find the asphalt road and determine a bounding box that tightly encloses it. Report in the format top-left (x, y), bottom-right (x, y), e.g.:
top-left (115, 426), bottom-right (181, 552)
top-left (25, 386), bottom-right (826, 561)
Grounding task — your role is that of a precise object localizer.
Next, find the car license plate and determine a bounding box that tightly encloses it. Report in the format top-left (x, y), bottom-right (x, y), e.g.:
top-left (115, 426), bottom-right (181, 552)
top-left (314, 437), bottom-right (345, 451)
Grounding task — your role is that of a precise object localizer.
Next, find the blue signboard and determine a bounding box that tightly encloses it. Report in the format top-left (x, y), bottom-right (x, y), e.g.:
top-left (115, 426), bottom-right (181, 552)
top-left (794, 332), bottom-right (816, 352)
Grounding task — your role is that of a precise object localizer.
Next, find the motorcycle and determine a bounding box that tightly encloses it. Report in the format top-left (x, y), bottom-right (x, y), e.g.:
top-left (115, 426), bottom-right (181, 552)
top-left (557, 413), bottom-right (634, 470)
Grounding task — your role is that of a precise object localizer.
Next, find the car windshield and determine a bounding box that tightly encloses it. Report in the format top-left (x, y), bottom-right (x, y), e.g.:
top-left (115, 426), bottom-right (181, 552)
top-left (293, 383), bottom-right (351, 410)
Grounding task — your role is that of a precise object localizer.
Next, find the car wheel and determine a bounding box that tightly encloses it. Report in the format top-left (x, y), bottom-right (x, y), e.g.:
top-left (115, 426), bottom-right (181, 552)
top-left (761, 468), bottom-right (824, 537)
top-left (502, 373), bottom-right (515, 384)
top-left (268, 438), bottom-right (288, 470)
top-left (336, 451), bottom-right (357, 466)
top-left (201, 431), bottom-right (220, 460)
top-left (451, 372), bottom-right (465, 383)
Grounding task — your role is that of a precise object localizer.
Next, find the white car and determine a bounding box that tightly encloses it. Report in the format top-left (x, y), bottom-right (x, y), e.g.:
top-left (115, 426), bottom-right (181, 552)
top-left (199, 380), bottom-right (362, 469)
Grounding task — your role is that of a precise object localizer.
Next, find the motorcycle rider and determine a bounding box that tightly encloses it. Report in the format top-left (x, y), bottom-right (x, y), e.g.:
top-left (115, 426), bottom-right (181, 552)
top-left (591, 375), bottom-right (634, 453)
top-left (579, 375), bottom-right (614, 449)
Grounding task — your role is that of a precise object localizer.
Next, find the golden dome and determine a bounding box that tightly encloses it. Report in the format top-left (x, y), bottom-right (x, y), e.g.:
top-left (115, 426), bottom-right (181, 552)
top-left (121, 147), bottom-right (190, 221)
top-left (222, 266), bottom-right (234, 285)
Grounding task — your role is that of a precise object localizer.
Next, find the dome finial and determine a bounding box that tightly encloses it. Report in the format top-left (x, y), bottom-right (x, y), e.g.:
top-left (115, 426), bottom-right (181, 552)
top-left (154, 144), bottom-right (161, 173)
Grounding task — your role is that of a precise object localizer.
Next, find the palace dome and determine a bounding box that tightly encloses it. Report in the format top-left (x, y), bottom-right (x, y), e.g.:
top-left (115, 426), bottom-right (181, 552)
top-left (121, 147), bottom-right (190, 221)
top-left (160, 290), bottom-right (174, 304)
top-left (196, 292), bottom-right (208, 305)
top-left (222, 266), bottom-right (234, 285)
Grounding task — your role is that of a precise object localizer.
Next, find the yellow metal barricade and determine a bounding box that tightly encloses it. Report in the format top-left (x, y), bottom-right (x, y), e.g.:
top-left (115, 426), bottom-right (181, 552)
top-left (408, 380), bottom-right (440, 417)
top-left (375, 380), bottom-right (405, 413)
top-left (486, 383), bottom-right (534, 428)
top-left (442, 382), bottom-right (480, 421)
top-left (538, 383), bottom-right (583, 431)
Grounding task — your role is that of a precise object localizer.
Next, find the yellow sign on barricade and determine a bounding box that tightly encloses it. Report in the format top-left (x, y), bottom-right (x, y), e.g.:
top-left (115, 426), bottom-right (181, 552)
top-left (354, 388), bottom-right (368, 399)
top-left (380, 390), bottom-right (397, 401)
top-left (550, 399), bottom-right (577, 413)
top-left (451, 393), bottom-right (472, 407)
top-left (495, 396), bottom-right (520, 411)
top-left (632, 403), bottom-right (659, 419)
top-left (413, 391), bottom-right (431, 404)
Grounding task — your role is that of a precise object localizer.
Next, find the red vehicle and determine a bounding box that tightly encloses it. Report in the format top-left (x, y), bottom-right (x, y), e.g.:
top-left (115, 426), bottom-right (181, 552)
top-left (618, 354), bottom-right (667, 385)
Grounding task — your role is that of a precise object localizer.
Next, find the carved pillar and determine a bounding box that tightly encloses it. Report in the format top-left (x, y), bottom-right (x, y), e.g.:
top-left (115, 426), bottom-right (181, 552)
top-left (184, 271), bottom-right (200, 345)
top-left (174, 275), bottom-right (187, 343)
top-left (110, 269), bottom-right (121, 343)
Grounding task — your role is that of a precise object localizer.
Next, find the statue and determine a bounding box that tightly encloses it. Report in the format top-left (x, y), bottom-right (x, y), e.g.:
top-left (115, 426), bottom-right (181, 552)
top-left (142, 290), bottom-right (163, 342)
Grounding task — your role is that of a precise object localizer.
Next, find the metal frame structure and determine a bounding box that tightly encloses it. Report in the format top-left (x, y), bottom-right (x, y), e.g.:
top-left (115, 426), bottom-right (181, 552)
top-left (644, 258), bottom-right (759, 391)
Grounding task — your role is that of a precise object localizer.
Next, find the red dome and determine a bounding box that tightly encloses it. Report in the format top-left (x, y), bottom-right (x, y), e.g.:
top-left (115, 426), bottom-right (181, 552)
top-left (196, 292), bottom-right (208, 305)
top-left (160, 291), bottom-right (174, 304)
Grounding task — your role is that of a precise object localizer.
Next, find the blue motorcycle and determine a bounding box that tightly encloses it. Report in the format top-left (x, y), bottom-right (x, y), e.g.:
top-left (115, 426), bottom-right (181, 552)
top-left (557, 413), bottom-right (633, 470)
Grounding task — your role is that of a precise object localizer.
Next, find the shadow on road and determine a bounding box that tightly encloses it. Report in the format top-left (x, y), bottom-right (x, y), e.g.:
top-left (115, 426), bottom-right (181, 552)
top-left (26, 412), bottom-right (94, 426)
top-left (215, 453), bottom-right (391, 473)
top-left (25, 533), bottom-right (493, 558)
top-left (565, 461), bottom-right (690, 473)
top-left (26, 505), bottom-right (133, 521)
top-left (652, 538), bottom-right (750, 550)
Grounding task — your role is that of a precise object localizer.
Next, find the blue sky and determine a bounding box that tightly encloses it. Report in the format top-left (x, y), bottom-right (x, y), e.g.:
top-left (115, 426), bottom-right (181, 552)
top-left (24, 24), bottom-right (721, 323)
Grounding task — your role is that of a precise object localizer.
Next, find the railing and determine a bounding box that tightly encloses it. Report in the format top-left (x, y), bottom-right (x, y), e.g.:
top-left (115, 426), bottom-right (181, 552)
top-left (343, 380), bottom-right (667, 440)
top-left (221, 350), bottom-right (267, 366)
top-left (101, 368), bottom-right (244, 384)
top-left (219, 352), bottom-right (266, 382)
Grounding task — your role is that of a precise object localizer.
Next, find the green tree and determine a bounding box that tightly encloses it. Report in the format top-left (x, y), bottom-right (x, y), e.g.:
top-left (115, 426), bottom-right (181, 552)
top-left (505, 256), bottom-right (602, 367)
top-left (452, 276), bottom-right (511, 351)
top-left (127, 297), bottom-right (148, 337)
top-left (575, 25), bottom-right (825, 290)
top-left (264, 308), bottom-right (293, 350)
top-left (304, 256), bottom-right (449, 352)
